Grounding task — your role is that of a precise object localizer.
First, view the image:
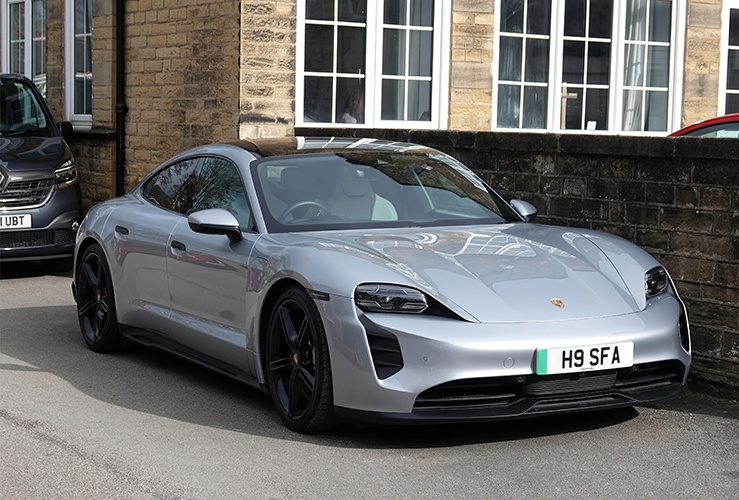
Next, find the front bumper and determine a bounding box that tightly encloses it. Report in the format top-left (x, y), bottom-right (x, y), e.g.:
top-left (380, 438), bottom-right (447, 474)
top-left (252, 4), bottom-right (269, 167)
top-left (319, 293), bottom-right (692, 424)
top-left (0, 185), bottom-right (82, 261)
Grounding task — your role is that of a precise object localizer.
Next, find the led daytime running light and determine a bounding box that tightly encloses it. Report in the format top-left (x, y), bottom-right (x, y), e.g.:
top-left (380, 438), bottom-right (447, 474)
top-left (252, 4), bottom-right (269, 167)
top-left (355, 284), bottom-right (428, 313)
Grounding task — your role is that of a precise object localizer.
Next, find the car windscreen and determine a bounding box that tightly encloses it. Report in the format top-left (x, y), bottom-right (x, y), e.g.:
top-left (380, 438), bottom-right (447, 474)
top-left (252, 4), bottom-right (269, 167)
top-left (0, 81), bottom-right (49, 136)
top-left (253, 151), bottom-right (520, 233)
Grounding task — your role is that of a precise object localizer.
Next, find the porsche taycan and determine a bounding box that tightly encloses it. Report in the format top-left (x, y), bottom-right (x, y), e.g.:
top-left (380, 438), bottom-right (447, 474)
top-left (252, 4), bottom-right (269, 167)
top-left (72, 137), bottom-right (691, 432)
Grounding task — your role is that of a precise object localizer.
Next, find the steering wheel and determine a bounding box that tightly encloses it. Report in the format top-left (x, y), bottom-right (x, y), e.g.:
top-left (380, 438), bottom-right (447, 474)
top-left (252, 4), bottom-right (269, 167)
top-left (278, 201), bottom-right (328, 223)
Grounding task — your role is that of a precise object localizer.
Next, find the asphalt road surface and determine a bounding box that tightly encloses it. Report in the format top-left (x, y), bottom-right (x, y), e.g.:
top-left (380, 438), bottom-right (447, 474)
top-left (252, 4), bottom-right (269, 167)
top-left (1, 262), bottom-right (738, 499)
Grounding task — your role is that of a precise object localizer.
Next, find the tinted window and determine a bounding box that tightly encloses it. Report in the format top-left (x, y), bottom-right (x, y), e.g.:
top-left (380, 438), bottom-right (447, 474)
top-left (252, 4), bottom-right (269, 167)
top-left (143, 158), bottom-right (201, 214)
top-left (192, 158), bottom-right (252, 229)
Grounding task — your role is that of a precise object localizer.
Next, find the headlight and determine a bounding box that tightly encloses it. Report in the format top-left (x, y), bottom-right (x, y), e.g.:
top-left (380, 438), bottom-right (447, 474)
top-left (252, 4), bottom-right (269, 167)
top-left (55, 159), bottom-right (78, 187)
top-left (645, 266), bottom-right (668, 298)
top-left (355, 284), bottom-right (428, 313)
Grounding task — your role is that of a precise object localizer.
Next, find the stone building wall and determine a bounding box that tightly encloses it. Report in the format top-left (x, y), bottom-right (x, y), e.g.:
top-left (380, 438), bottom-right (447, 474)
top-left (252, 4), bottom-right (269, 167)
top-left (449, 0), bottom-right (495, 130)
top-left (122, 0), bottom-right (242, 188)
top-left (298, 126), bottom-right (739, 394)
top-left (682, 0), bottom-right (723, 127)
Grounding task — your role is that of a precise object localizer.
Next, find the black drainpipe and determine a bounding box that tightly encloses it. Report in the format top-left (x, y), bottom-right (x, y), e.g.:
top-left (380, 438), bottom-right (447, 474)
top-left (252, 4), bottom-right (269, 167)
top-left (115, 0), bottom-right (128, 197)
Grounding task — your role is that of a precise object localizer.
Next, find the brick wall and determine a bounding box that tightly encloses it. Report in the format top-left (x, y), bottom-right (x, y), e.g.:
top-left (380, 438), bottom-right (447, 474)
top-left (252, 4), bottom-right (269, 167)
top-left (298, 127), bottom-right (739, 393)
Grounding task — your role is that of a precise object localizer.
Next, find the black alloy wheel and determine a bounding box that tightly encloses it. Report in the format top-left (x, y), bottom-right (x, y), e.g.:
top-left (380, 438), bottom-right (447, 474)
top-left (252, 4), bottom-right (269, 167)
top-left (76, 244), bottom-right (120, 352)
top-left (265, 286), bottom-right (336, 433)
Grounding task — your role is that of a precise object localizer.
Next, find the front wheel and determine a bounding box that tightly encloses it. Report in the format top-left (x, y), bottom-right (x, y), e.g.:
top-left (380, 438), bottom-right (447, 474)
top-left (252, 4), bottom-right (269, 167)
top-left (75, 244), bottom-right (120, 352)
top-left (265, 286), bottom-right (337, 433)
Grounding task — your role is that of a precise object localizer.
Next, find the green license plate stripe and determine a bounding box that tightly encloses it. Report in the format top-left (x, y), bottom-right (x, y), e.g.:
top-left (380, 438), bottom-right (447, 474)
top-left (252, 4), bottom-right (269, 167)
top-left (537, 349), bottom-right (548, 375)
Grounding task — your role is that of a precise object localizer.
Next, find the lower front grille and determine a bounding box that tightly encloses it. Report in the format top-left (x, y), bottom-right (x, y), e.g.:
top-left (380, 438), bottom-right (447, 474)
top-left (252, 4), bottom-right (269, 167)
top-left (0, 229), bottom-right (74, 249)
top-left (367, 331), bottom-right (404, 380)
top-left (414, 361), bottom-right (685, 411)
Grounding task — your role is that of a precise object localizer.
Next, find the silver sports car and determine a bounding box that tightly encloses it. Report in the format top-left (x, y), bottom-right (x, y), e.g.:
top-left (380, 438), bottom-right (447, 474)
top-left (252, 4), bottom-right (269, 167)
top-left (72, 137), bottom-right (691, 433)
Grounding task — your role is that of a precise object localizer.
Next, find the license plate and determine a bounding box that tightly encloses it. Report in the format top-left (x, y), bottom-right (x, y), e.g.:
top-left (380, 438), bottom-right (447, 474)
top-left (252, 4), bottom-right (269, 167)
top-left (536, 342), bottom-right (633, 375)
top-left (0, 213), bottom-right (32, 230)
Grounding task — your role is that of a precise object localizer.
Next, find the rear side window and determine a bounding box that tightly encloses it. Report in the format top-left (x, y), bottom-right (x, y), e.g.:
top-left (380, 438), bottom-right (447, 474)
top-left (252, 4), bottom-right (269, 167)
top-left (143, 158), bottom-right (201, 214)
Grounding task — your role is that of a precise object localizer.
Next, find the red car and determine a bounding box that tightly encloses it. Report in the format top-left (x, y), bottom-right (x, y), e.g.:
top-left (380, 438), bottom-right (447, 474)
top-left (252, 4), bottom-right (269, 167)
top-left (669, 113), bottom-right (739, 137)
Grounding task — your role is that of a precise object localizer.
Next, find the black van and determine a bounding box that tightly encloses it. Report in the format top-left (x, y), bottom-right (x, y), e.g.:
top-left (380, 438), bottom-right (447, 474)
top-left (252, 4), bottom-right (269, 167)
top-left (0, 73), bottom-right (82, 270)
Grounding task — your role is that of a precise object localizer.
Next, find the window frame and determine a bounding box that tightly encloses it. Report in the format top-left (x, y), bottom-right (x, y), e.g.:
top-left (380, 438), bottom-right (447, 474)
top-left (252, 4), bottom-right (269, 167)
top-left (719, 0), bottom-right (739, 115)
top-left (492, 0), bottom-right (686, 134)
top-left (1, 0), bottom-right (46, 94)
top-left (295, 0), bottom-right (451, 130)
top-left (64, 0), bottom-right (92, 129)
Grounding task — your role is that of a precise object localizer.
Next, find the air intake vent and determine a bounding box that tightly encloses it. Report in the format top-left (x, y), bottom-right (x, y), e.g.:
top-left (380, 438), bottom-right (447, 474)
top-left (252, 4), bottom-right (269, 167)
top-left (367, 331), bottom-right (403, 380)
top-left (0, 229), bottom-right (73, 249)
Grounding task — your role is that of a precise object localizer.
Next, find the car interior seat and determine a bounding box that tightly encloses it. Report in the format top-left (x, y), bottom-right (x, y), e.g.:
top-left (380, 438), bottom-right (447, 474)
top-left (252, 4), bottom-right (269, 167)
top-left (326, 167), bottom-right (397, 221)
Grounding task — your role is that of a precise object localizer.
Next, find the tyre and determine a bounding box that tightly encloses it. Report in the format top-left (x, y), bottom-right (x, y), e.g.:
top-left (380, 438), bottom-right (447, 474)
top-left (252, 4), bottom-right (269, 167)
top-left (265, 286), bottom-right (337, 433)
top-left (75, 244), bottom-right (120, 352)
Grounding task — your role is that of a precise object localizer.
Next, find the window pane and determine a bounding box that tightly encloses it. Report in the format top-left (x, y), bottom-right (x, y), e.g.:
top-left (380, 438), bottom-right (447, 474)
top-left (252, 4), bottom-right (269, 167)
top-left (501, 0), bottom-right (524, 34)
top-left (562, 41), bottom-right (585, 85)
top-left (336, 79), bottom-right (365, 123)
top-left (727, 50), bottom-right (739, 90)
top-left (497, 85), bottom-right (521, 128)
top-left (498, 37), bottom-right (523, 81)
top-left (587, 42), bottom-right (611, 85)
top-left (408, 80), bottom-right (432, 120)
top-left (381, 79), bottom-right (405, 119)
top-left (525, 39), bottom-right (549, 83)
top-left (10, 3), bottom-right (25, 74)
top-left (192, 159), bottom-right (251, 229)
top-left (622, 89), bottom-right (643, 131)
top-left (410, 0), bottom-right (433, 27)
top-left (584, 88), bottom-right (609, 130)
top-left (409, 31), bottom-right (433, 77)
top-left (384, 0), bottom-right (407, 25)
top-left (589, 0), bottom-right (613, 38)
top-left (644, 90), bottom-right (667, 131)
top-left (625, 0), bottom-right (647, 41)
top-left (649, 0), bottom-right (671, 43)
top-left (730, 9), bottom-right (739, 46)
top-left (623, 44), bottom-right (645, 86)
top-left (337, 26), bottom-right (366, 73)
top-left (646, 45), bottom-right (669, 87)
top-left (338, 0), bottom-right (366, 22)
top-left (383, 28), bottom-right (406, 76)
top-left (304, 76), bottom-right (334, 122)
top-left (526, 0), bottom-right (550, 35)
top-left (564, 0), bottom-right (586, 37)
top-left (726, 94), bottom-right (739, 113)
top-left (522, 86), bottom-right (547, 128)
top-left (306, 0), bottom-right (334, 20)
top-left (305, 25), bottom-right (334, 72)
top-left (564, 88), bottom-right (583, 129)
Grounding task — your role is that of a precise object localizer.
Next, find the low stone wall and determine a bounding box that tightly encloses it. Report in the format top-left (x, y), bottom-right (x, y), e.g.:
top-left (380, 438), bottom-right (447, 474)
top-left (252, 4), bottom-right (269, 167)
top-left (298, 127), bottom-right (739, 393)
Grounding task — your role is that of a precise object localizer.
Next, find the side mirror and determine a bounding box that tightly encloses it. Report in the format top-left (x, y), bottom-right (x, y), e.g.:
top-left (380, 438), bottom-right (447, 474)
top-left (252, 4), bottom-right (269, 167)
top-left (59, 121), bottom-right (74, 137)
top-left (510, 199), bottom-right (538, 222)
top-left (188, 208), bottom-right (243, 243)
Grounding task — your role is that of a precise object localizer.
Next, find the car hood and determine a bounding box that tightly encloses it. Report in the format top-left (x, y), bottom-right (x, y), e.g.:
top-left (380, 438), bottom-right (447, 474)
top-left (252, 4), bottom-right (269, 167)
top-left (0, 135), bottom-right (68, 175)
top-left (295, 224), bottom-right (645, 323)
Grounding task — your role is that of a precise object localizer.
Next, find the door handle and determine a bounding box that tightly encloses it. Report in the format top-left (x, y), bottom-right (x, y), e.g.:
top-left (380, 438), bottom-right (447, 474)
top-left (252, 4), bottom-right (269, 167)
top-left (170, 240), bottom-right (186, 251)
top-left (114, 225), bottom-right (129, 235)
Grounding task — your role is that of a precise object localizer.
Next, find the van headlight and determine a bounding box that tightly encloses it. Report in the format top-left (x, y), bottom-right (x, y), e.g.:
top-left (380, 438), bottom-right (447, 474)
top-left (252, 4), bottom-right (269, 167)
top-left (55, 159), bottom-right (78, 187)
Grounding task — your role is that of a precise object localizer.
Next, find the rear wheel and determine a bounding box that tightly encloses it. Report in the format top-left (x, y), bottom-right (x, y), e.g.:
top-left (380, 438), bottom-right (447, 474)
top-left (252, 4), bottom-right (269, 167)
top-left (76, 244), bottom-right (120, 352)
top-left (265, 286), bottom-right (336, 433)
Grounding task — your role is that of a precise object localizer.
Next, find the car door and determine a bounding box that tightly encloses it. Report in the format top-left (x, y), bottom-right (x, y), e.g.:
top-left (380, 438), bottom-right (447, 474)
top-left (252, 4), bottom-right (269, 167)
top-left (165, 156), bottom-right (259, 378)
top-left (113, 157), bottom-right (202, 333)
